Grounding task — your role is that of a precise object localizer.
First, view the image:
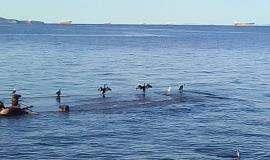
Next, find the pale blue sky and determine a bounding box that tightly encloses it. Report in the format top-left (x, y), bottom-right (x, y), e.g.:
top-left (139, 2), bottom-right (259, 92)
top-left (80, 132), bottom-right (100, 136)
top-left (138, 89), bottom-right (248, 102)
top-left (0, 0), bottom-right (269, 25)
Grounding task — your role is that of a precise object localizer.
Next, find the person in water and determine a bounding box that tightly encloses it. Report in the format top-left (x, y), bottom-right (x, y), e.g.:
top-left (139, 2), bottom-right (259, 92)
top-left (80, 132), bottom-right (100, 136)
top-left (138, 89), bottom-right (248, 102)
top-left (136, 83), bottom-right (152, 95)
top-left (98, 84), bottom-right (112, 98)
top-left (0, 89), bottom-right (34, 116)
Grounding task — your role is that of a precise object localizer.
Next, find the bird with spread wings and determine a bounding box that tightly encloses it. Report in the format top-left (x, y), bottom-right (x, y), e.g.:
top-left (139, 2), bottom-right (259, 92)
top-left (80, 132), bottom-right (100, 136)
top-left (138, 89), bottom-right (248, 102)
top-left (136, 83), bottom-right (152, 95)
top-left (98, 84), bottom-right (112, 98)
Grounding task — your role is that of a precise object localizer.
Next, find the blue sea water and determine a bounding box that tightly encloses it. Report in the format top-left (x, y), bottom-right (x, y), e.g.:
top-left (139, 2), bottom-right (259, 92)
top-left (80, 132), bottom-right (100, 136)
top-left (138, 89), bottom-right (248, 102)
top-left (0, 24), bottom-right (270, 159)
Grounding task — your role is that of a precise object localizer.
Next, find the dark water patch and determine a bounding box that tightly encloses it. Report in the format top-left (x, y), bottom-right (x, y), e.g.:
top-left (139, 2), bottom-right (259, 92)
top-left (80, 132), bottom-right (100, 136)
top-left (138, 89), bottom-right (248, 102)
top-left (231, 79), bottom-right (243, 84)
top-left (242, 133), bottom-right (270, 139)
top-left (1, 89), bottom-right (246, 115)
top-left (71, 91), bottom-right (210, 113)
top-left (244, 120), bottom-right (270, 127)
top-left (195, 147), bottom-right (237, 159)
top-left (264, 93), bottom-right (270, 97)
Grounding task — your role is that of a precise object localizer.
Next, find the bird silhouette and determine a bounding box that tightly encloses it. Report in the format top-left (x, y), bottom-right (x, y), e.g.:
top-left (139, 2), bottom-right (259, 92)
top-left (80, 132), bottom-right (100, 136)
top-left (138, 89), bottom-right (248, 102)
top-left (136, 83), bottom-right (152, 95)
top-left (98, 84), bottom-right (112, 98)
top-left (55, 88), bottom-right (61, 104)
top-left (179, 84), bottom-right (185, 92)
top-left (56, 88), bottom-right (61, 97)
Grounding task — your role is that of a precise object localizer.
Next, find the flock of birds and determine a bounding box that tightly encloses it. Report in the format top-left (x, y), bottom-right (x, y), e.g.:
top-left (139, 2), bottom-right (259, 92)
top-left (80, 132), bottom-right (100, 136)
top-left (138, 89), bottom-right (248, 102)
top-left (56, 83), bottom-right (184, 99)
top-left (9, 85), bottom-right (242, 159)
top-left (55, 83), bottom-right (241, 159)
top-left (54, 83), bottom-right (185, 114)
top-left (54, 83), bottom-right (185, 112)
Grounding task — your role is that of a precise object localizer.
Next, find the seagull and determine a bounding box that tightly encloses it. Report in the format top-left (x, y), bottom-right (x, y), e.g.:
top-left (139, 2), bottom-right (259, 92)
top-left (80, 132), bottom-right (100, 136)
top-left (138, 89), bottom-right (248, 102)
top-left (98, 84), bottom-right (112, 98)
top-left (136, 83), bottom-right (152, 95)
top-left (236, 149), bottom-right (240, 159)
top-left (167, 87), bottom-right (171, 94)
top-left (56, 88), bottom-right (61, 97)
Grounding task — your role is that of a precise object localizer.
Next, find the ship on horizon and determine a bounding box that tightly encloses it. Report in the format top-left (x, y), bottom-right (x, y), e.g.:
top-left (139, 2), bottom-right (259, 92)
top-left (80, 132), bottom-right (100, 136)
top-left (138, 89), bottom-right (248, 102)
top-left (59, 20), bottom-right (72, 25)
top-left (234, 21), bottom-right (255, 26)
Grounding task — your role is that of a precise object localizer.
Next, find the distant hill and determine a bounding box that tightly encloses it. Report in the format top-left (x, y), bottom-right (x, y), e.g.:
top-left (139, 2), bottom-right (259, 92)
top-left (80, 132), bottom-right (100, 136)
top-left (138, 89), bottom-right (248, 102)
top-left (0, 17), bottom-right (44, 24)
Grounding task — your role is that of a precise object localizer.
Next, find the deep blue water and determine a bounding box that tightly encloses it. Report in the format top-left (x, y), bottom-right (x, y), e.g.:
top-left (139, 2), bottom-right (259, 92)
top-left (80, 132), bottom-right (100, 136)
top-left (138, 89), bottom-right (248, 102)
top-left (0, 24), bottom-right (270, 159)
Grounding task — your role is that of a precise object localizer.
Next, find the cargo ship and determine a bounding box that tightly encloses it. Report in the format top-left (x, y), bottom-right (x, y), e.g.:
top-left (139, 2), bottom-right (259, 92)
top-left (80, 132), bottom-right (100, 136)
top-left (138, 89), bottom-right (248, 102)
top-left (59, 21), bottom-right (72, 25)
top-left (234, 21), bottom-right (255, 26)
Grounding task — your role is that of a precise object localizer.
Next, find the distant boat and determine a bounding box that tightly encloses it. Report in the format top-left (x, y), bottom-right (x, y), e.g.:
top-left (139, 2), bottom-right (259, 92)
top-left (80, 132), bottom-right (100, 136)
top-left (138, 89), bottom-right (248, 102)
top-left (103, 22), bottom-right (112, 25)
top-left (234, 21), bottom-right (255, 26)
top-left (59, 21), bottom-right (72, 25)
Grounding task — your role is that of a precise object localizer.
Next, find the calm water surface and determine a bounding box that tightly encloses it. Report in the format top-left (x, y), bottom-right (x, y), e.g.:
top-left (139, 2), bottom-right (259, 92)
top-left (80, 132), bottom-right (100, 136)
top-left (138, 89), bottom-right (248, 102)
top-left (0, 24), bottom-right (270, 159)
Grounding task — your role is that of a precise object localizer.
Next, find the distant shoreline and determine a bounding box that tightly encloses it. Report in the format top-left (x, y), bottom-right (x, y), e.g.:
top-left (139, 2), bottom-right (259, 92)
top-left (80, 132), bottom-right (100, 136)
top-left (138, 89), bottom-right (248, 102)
top-left (1, 23), bottom-right (269, 27)
top-left (1, 17), bottom-right (269, 27)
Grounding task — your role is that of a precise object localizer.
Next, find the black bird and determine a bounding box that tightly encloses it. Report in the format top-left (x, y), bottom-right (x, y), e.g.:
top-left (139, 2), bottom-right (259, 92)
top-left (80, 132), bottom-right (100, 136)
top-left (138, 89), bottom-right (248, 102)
top-left (136, 83), bottom-right (152, 95)
top-left (98, 84), bottom-right (112, 98)
top-left (56, 88), bottom-right (61, 98)
top-left (12, 88), bottom-right (16, 95)
top-left (179, 84), bottom-right (185, 92)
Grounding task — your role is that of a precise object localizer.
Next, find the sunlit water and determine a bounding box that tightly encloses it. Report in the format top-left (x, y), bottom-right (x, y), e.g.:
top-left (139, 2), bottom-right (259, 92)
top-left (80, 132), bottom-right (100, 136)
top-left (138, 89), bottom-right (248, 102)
top-left (0, 24), bottom-right (270, 159)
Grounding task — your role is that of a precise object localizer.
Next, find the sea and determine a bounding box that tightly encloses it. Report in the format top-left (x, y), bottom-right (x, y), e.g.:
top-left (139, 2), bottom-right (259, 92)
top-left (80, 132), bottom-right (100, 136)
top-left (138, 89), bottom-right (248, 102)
top-left (0, 24), bottom-right (270, 160)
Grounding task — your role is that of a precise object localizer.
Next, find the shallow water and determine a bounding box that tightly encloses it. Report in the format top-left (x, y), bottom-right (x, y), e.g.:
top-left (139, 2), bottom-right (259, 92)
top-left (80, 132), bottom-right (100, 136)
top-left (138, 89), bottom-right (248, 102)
top-left (0, 24), bottom-right (270, 159)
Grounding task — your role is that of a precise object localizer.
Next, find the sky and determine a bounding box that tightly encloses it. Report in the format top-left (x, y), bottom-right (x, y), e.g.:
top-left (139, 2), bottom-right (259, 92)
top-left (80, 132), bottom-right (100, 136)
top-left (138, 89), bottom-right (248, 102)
top-left (0, 0), bottom-right (269, 25)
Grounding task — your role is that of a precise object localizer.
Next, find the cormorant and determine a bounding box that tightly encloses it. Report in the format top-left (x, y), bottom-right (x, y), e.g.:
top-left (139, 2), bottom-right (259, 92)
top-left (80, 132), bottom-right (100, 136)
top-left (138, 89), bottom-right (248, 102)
top-left (179, 84), bottom-right (185, 92)
top-left (98, 84), bottom-right (112, 98)
top-left (56, 88), bottom-right (61, 98)
top-left (136, 83), bottom-right (152, 95)
top-left (56, 88), bottom-right (61, 104)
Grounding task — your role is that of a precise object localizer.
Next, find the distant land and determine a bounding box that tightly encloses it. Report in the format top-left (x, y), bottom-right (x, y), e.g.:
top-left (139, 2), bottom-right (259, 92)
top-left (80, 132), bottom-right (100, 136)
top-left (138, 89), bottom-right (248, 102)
top-left (0, 17), bottom-right (44, 24)
top-left (0, 17), bottom-right (75, 25)
top-left (1, 16), bottom-right (269, 26)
